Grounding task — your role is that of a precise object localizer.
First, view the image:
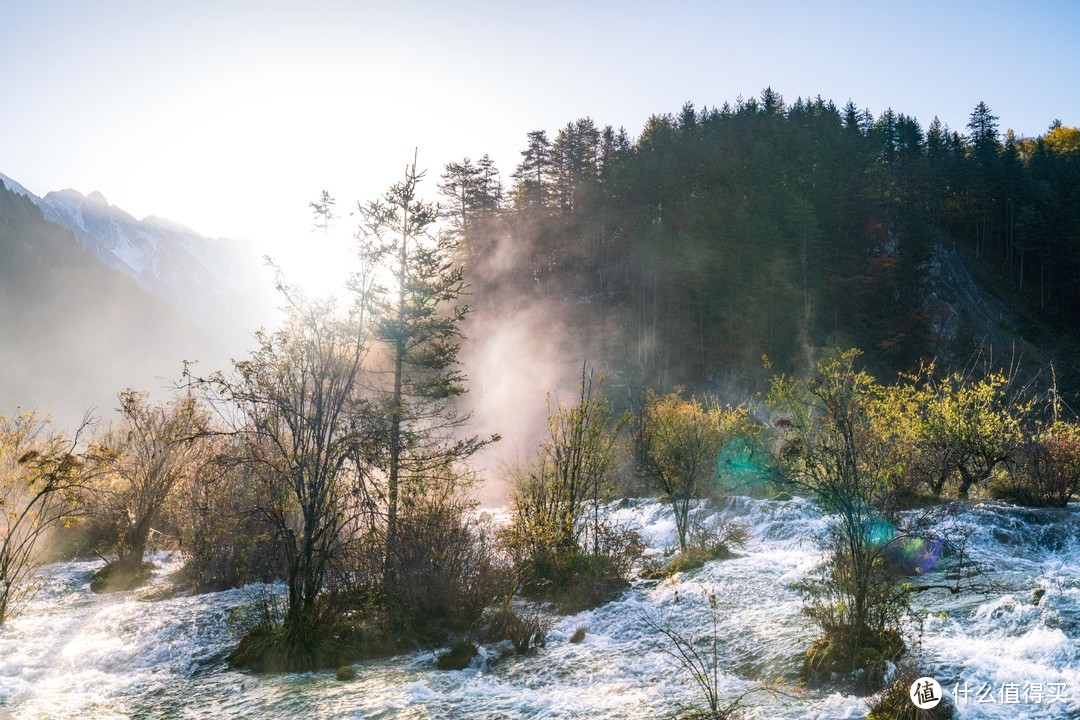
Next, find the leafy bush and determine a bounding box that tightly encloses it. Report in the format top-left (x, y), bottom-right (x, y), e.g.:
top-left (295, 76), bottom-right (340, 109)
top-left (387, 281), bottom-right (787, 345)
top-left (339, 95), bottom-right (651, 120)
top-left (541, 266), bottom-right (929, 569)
top-left (502, 371), bottom-right (641, 612)
top-left (993, 421), bottom-right (1080, 507)
top-left (504, 517), bottom-right (643, 612)
top-left (639, 391), bottom-right (758, 552)
top-left (770, 351), bottom-right (916, 687)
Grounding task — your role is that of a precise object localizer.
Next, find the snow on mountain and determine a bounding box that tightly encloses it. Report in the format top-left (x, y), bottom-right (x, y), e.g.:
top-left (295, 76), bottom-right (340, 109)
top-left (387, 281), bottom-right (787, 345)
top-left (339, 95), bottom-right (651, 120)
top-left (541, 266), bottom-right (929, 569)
top-left (0, 172), bottom-right (38, 204)
top-left (0, 171), bottom-right (270, 343)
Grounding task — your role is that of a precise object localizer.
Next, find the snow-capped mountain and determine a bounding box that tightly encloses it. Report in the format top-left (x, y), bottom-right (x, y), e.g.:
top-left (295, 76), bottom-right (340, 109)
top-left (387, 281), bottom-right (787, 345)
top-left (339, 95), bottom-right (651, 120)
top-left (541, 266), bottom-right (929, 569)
top-left (0, 178), bottom-right (232, 431)
top-left (0, 172), bottom-right (269, 342)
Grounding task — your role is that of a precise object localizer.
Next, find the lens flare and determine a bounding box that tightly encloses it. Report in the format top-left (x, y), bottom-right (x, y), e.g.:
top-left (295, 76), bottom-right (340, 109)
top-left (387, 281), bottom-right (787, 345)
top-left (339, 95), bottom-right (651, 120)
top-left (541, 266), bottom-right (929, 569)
top-left (870, 519), bottom-right (944, 575)
top-left (715, 435), bottom-right (771, 491)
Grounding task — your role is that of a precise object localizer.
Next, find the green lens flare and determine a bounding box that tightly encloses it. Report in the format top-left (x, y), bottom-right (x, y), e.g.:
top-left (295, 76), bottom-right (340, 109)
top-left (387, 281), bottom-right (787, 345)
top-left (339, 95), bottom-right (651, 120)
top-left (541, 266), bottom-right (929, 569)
top-left (716, 435), bottom-right (771, 490)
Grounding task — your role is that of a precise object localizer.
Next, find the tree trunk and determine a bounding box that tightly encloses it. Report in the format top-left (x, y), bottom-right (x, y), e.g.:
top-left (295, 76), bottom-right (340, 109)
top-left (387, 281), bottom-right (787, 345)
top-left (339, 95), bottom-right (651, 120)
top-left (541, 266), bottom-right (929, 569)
top-left (385, 200), bottom-right (409, 578)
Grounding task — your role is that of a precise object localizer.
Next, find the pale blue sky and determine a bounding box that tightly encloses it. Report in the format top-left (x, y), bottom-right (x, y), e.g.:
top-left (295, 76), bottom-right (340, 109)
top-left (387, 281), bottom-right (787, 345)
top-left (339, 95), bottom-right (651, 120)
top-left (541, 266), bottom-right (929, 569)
top-left (2, 0), bottom-right (1077, 270)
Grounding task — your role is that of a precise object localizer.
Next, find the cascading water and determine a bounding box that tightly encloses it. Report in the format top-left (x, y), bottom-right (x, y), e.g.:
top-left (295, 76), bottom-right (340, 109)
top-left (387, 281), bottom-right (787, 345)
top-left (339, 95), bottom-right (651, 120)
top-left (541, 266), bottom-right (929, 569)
top-left (1, 497), bottom-right (1077, 719)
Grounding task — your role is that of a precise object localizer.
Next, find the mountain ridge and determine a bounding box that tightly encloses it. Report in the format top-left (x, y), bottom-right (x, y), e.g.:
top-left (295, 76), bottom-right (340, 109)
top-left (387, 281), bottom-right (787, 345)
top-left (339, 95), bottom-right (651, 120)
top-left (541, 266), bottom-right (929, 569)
top-left (0, 171), bottom-right (269, 345)
top-left (0, 181), bottom-right (233, 430)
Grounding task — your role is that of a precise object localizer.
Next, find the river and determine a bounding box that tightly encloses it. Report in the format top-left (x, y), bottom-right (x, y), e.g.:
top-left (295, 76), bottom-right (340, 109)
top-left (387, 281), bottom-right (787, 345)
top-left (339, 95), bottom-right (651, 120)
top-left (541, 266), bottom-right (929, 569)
top-left (1, 497), bottom-right (1077, 719)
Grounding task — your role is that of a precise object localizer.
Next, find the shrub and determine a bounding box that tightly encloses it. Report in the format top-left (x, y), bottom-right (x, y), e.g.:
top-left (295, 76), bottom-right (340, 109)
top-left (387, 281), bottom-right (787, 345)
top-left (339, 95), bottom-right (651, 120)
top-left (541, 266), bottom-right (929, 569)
top-left (226, 591), bottom-right (382, 673)
top-left (87, 391), bottom-right (210, 578)
top-left (993, 421), bottom-right (1080, 507)
top-left (380, 485), bottom-right (506, 643)
top-left (174, 443), bottom-right (281, 592)
top-left (502, 373), bottom-right (642, 612)
top-left (645, 587), bottom-right (777, 720)
top-left (90, 559), bottom-right (154, 594)
top-left (800, 629), bottom-right (904, 688)
top-left (641, 516), bottom-right (747, 579)
top-left (436, 638), bottom-right (478, 670)
top-left (481, 601), bottom-right (552, 654)
top-left (0, 412), bottom-right (92, 624)
top-left (639, 391), bottom-right (757, 552)
top-left (770, 351), bottom-right (919, 688)
top-left (553, 552), bottom-right (634, 613)
top-left (794, 528), bottom-right (911, 688)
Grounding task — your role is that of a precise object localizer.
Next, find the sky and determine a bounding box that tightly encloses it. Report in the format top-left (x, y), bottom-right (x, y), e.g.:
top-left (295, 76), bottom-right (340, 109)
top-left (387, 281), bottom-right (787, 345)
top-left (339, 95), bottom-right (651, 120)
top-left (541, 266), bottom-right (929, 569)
top-left (2, 0), bottom-right (1078, 278)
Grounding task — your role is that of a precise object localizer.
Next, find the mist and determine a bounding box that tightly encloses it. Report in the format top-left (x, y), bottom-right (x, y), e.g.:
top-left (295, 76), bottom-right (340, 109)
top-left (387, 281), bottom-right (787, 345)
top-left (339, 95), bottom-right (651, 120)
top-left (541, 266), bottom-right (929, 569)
top-left (452, 210), bottom-right (631, 505)
top-left (0, 179), bottom-right (278, 434)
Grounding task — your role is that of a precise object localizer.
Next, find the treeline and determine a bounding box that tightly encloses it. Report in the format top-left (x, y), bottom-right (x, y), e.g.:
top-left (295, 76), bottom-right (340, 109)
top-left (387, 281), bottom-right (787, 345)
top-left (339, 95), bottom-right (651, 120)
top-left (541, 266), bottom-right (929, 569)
top-left (444, 89), bottom-right (1080, 389)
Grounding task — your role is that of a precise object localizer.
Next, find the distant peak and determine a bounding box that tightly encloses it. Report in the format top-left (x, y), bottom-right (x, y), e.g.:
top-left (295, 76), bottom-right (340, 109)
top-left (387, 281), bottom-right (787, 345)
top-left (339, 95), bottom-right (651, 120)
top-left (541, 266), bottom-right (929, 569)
top-left (86, 190), bottom-right (109, 206)
top-left (46, 188), bottom-right (87, 202)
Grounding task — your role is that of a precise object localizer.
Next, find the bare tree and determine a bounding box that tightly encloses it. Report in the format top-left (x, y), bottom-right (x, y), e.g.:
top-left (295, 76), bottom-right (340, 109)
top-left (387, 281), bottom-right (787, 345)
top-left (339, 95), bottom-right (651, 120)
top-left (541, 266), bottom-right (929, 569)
top-left (88, 390), bottom-right (209, 589)
top-left (206, 281), bottom-right (376, 666)
top-left (0, 411), bottom-right (94, 623)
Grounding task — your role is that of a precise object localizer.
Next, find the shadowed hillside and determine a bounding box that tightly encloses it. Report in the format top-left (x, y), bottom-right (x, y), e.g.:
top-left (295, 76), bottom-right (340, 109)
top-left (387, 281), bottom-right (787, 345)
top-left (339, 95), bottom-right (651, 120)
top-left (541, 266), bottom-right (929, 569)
top-left (0, 183), bottom-right (229, 430)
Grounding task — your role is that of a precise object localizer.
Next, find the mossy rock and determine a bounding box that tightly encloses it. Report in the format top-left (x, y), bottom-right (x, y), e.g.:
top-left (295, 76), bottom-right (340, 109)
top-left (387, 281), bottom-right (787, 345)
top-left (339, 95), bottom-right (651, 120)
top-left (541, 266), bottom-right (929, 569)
top-left (228, 616), bottom-right (391, 673)
top-left (335, 666), bottom-right (356, 681)
top-left (90, 560), bottom-right (154, 593)
top-left (801, 629), bottom-right (905, 687)
top-left (770, 491), bottom-right (793, 502)
top-left (570, 627), bottom-right (586, 644)
top-left (641, 545), bottom-right (734, 579)
top-left (436, 639), bottom-right (478, 670)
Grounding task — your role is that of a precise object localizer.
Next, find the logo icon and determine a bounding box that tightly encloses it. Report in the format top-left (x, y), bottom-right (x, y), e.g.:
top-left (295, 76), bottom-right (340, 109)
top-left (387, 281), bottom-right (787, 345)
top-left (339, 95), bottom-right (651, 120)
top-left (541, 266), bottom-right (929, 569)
top-left (910, 676), bottom-right (943, 709)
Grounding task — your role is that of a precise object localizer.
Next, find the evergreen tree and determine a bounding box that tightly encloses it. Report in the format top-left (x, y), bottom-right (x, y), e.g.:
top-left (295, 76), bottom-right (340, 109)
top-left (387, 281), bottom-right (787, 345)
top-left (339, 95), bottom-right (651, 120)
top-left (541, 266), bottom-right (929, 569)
top-left (965, 101), bottom-right (1004, 258)
top-left (512, 130), bottom-right (552, 209)
top-left (475, 154), bottom-right (503, 216)
top-left (358, 158), bottom-right (495, 572)
top-left (967, 101), bottom-right (1000, 151)
top-left (439, 157), bottom-right (484, 231)
top-left (760, 86), bottom-right (784, 116)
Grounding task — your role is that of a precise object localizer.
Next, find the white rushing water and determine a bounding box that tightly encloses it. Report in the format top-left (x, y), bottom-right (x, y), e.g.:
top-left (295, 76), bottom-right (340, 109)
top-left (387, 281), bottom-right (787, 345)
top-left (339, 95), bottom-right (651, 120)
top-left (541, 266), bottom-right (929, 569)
top-left (1, 497), bottom-right (1077, 719)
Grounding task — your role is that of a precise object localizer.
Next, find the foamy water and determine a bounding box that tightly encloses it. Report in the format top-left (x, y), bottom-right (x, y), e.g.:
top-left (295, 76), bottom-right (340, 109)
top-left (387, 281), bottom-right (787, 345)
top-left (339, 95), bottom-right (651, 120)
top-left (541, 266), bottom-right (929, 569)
top-left (1, 498), bottom-right (1077, 718)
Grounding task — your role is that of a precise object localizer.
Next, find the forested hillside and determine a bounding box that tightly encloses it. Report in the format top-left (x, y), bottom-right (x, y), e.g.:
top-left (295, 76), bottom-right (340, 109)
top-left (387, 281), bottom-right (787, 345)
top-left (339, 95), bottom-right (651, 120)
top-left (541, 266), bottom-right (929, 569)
top-left (447, 90), bottom-right (1080, 396)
